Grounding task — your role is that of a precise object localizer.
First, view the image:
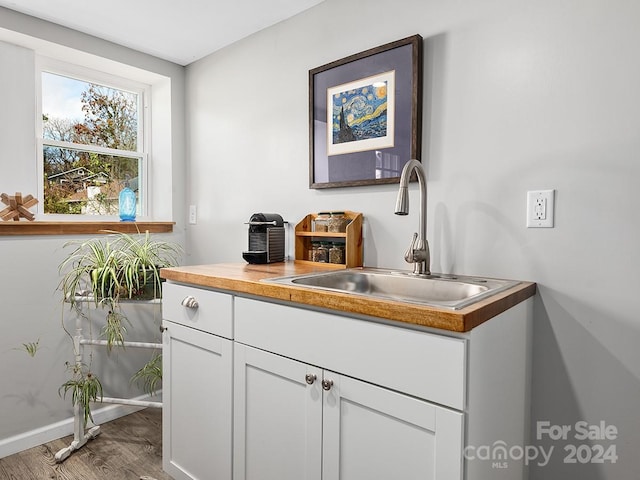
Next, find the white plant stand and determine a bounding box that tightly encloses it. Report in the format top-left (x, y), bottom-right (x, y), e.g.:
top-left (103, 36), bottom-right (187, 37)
top-left (55, 297), bottom-right (163, 463)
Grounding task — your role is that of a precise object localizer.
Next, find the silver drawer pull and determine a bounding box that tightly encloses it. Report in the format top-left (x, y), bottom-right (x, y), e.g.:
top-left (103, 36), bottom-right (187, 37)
top-left (181, 296), bottom-right (199, 309)
top-left (322, 379), bottom-right (334, 391)
top-left (305, 374), bottom-right (317, 385)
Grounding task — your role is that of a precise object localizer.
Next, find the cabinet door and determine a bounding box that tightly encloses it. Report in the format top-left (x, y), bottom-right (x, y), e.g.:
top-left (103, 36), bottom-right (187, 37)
top-left (163, 321), bottom-right (233, 480)
top-left (234, 344), bottom-right (322, 480)
top-left (322, 373), bottom-right (464, 480)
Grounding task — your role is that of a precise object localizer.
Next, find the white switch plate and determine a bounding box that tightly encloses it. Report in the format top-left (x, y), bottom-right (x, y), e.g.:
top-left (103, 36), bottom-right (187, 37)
top-left (527, 190), bottom-right (554, 228)
top-left (188, 205), bottom-right (197, 224)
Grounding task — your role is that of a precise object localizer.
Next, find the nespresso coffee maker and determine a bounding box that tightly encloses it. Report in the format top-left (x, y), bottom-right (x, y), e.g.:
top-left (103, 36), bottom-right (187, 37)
top-left (242, 213), bottom-right (285, 264)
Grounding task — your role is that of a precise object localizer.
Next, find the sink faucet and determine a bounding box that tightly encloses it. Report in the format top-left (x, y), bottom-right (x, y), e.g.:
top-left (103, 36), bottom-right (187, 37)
top-left (394, 159), bottom-right (431, 275)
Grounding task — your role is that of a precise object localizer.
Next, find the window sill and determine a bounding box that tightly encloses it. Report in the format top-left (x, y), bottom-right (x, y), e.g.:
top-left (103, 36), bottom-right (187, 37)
top-left (0, 221), bottom-right (174, 236)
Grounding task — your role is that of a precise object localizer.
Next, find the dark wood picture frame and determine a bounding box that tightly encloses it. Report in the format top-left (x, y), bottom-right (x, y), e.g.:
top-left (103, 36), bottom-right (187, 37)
top-left (309, 34), bottom-right (423, 189)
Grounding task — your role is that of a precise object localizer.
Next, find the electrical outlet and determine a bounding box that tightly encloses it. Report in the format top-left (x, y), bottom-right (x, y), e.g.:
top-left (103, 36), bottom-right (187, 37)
top-left (527, 190), bottom-right (554, 228)
top-left (189, 205), bottom-right (197, 225)
top-left (533, 197), bottom-right (546, 220)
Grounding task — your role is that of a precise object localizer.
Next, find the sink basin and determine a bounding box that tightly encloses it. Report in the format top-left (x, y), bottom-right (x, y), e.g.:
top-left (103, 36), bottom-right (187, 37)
top-left (264, 268), bottom-right (520, 310)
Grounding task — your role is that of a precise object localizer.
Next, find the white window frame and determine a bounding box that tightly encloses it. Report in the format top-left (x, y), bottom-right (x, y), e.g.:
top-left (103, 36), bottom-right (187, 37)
top-left (36, 56), bottom-right (151, 219)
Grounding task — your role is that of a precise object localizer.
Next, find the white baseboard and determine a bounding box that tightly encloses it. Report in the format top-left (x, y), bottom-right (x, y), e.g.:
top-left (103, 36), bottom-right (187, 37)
top-left (0, 392), bottom-right (162, 459)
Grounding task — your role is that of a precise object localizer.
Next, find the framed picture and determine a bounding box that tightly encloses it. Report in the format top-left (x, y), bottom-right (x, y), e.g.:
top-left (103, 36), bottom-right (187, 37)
top-left (309, 34), bottom-right (423, 188)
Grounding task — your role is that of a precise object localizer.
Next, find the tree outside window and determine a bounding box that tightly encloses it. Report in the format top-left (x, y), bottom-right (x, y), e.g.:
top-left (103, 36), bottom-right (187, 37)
top-left (41, 71), bottom-right (145, 215)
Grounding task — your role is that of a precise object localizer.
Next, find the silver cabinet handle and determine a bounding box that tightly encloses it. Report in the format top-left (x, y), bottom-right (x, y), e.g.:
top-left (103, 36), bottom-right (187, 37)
top-left (181, 296), bottom-right (199, 309)
top-left (322, 379), bottom-right (334, 391)
top-left (305, 374), bottom-right (317, 385)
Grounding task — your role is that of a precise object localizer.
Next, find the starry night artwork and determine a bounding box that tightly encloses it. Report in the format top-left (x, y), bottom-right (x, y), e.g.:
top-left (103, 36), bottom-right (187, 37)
top-left (327, 70), bottom-right (396, 156)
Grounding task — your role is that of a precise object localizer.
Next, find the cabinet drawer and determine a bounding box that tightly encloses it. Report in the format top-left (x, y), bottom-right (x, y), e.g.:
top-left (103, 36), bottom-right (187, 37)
top-left (235, 297), bottom-right (466, 410)
top-left (162, 283), bottom-right (233, 339)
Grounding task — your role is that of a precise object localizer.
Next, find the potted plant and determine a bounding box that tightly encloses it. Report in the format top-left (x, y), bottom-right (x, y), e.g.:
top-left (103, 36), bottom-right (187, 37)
top-left (60, 230), bottom-right (181, 305)
top-left (57, 230), bottom-right (181, 425)
top-left (59, 230), bottom-right (181, 347)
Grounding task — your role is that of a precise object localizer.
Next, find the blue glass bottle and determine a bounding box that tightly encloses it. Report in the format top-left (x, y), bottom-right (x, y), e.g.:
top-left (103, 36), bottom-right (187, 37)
top-left (119, 183), bottom-right (136, 221)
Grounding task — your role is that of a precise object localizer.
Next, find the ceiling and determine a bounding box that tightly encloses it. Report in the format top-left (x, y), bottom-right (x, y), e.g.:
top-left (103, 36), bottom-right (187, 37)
top-left (0, 0), bottom-right (324, 65)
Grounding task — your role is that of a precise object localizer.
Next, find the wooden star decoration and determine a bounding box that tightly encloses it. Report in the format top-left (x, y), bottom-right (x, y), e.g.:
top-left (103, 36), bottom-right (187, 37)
top-left (1, 192), bottom-right (39, 221)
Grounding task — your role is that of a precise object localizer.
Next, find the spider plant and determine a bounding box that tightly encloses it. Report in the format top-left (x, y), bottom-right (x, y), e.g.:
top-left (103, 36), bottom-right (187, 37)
top-left (59, 230), bottom-right (182, 309)
top-left (131, 353), bottom-right (162, 396)
top-left (59, 363), bottom-right (103, 426)
top-left (14, 338), bottom-right (40, 357)
top-left (59, 236), bottom-right (122, 308)
top-left (108, 230), bottom-right (182, 301)
top-left (57, 231), bottom-right (180, 422)
top-left (102, 310), bottom-right (130, 352)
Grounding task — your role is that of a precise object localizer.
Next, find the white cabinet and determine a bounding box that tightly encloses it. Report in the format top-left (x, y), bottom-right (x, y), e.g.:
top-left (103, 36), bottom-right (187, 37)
top-left (233, 296), bottom-right (532, 480)
top-left (163, 282), bottom-right (532, 480)
top-left (323, 372), bottom-right (463, 480)
top-left (162, 284), bottom-right (233, 480)
top-left (234, 343), bottom-right (463, 480)
top-left (233, 344), bottom-right (322, 480)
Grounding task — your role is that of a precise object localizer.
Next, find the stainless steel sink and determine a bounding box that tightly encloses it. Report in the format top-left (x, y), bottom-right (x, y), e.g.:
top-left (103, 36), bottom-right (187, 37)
top-left (264, 268), bottom-right (520, 310)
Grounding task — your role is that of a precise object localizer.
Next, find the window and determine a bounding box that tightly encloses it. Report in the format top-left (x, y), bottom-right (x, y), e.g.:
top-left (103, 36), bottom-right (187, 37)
top-left (38, 60), bottom-right (149, 217)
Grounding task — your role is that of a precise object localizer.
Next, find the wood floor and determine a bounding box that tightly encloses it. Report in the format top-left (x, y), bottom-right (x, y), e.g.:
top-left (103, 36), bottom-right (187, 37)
top-left (0, 408), bottom-right (173, 480)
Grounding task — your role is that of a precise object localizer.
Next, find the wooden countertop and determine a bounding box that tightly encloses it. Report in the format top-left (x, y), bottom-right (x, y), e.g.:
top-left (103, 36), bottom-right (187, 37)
top-left (160, 263), bottom-right (536, 333)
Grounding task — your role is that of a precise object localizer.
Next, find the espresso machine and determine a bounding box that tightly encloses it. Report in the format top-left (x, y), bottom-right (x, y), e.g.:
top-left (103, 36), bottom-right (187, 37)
top-left (242, 213), bottom-right (285, 264)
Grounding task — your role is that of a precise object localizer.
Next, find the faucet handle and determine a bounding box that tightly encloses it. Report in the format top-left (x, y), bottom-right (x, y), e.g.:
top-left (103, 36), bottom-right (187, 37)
top-left (404, 232), bottom-right (418, 263)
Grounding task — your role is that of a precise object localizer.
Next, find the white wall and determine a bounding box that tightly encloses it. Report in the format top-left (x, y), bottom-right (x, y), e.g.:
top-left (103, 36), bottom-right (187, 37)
top-left (0, 7), bottom-right (186, 454)
top-left (185, 0), bottom-right (640, 478)
top-left (0, 42), bottom-right (34, 191)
